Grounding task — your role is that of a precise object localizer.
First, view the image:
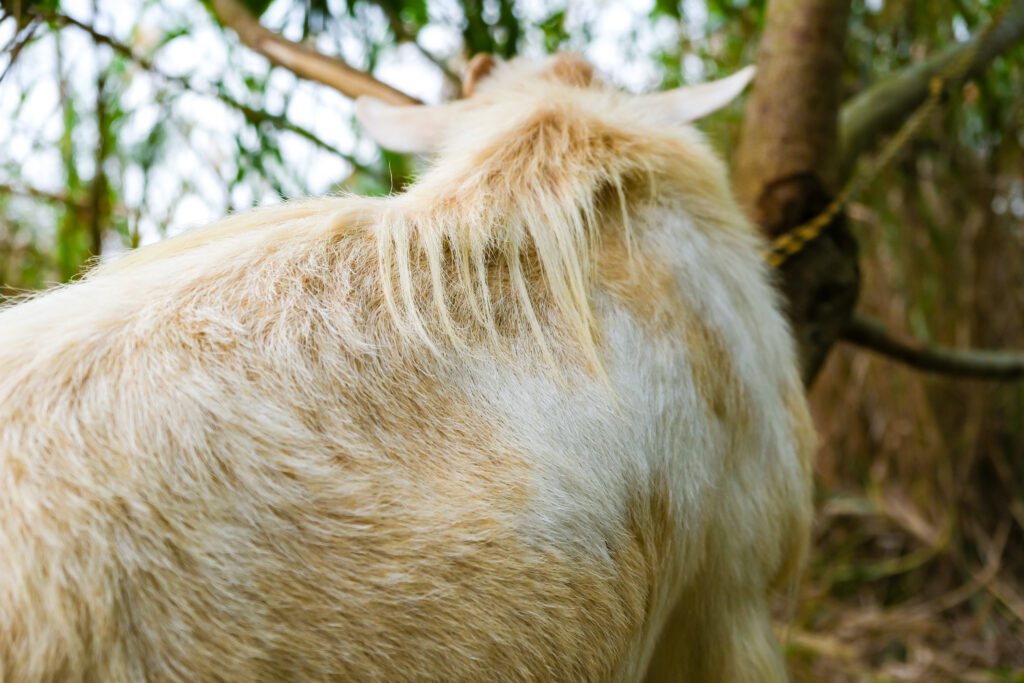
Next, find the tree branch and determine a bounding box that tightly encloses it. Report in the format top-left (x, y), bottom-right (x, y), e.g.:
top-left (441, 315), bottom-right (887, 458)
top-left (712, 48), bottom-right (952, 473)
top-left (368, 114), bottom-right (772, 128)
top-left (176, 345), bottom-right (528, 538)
top-left (33, 10), bottom-right (368, 173)
top-left (366, 0), bottom-right (461, 92)
top-left (0, 182), bottom-right (85, 208)
top-left (839, 0), bottom-right (1024, 170)
top-left (208, 0), bottom-right (419, 105)
top-left (0, 17), bottom-right (40, 85)
top-left (843, 313), bottom-right (1024, 380)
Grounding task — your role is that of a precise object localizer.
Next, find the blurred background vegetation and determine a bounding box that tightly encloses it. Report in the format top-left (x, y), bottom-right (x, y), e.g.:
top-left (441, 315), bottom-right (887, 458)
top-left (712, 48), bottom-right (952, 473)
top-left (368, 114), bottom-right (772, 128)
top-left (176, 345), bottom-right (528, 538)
top-left (1, 0), bottom-right (1022, 679)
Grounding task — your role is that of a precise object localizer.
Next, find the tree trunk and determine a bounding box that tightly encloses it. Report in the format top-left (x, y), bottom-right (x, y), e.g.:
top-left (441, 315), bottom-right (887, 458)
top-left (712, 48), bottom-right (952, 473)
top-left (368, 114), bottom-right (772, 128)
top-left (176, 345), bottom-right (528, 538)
top-left (733, 0), bottom-right (859, 384)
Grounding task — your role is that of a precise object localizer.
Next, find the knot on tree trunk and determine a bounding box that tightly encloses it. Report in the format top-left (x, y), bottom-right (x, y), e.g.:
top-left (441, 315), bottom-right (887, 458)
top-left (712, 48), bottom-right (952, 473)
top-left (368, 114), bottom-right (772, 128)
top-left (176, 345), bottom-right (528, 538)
top-left (759, 174), bottom-right (861, 384)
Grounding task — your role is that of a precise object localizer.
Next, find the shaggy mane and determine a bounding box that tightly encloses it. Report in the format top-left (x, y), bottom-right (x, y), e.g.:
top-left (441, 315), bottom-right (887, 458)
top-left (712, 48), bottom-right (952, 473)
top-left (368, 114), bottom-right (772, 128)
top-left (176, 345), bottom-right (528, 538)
top-left (103, 61), bottom-right (737, 372)
top-left (378, 103), bottom-right (657, 371)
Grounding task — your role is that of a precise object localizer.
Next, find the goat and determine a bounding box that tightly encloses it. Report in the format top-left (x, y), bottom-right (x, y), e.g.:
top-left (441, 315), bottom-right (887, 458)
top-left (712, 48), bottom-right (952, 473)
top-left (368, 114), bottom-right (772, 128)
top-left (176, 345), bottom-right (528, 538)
top-left (0, 54), bottom-right (814, 682)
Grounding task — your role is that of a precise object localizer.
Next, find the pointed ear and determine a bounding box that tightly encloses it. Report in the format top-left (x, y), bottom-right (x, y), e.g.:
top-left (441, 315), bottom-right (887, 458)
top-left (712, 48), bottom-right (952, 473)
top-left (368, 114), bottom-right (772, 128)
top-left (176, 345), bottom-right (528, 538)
top-left (463, 53), bottom-right (497, 97)
top-left (355, 97), bottom-right (453, 154)
top-left (645, 66), bottom-right (756, 124)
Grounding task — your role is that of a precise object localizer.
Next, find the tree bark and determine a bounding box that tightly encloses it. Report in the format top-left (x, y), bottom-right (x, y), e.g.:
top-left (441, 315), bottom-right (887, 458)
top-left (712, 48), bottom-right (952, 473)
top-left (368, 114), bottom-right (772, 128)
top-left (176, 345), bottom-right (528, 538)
top-left (733, 0), bottom-right (857, 384)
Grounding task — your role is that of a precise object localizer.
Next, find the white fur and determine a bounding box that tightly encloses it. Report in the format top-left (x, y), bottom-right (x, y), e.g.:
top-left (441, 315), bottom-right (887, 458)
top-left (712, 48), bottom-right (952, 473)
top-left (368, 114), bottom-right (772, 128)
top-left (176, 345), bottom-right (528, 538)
top-left (0, 55), bottom-right (813, 682)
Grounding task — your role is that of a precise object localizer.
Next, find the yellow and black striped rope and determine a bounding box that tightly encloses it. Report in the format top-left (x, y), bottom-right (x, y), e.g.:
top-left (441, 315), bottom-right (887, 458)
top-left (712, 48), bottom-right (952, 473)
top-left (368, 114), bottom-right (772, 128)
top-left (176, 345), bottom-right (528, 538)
top-left (762, 3), bottom-right (1013, 269)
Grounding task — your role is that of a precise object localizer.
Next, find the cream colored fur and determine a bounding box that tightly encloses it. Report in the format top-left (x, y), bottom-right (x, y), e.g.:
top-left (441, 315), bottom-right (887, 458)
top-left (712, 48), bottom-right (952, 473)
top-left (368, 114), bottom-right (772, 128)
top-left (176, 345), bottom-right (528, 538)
top-left (0, 55), bottom-right (814, 682)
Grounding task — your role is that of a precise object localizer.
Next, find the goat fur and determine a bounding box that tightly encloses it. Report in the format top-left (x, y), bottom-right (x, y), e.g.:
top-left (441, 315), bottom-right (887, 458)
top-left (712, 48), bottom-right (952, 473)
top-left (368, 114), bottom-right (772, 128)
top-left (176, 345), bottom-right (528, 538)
top-left (0, 55), bottom-right (814, 682)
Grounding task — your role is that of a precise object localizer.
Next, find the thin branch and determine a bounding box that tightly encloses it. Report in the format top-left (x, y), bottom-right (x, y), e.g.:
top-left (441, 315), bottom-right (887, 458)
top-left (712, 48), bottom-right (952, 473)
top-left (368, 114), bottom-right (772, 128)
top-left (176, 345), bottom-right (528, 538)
top-left (32, 10), bottom-right (369, 173)
top-left (89, 67), bottom-right (107, 256)
top-left (842, 313), bottom-right (1024, 380)
top-left (367, 0), bottom-right (461, 91)
top-left (0, 17), bottom-right (39, 85)
top-left (0, 180), bottom-right (139, 226)
top-left (33, 11), bottom-right (143, 65)
top-left (410, 44), bottom-right (459, 92)
top-left (839, 0), bottom-right (1024, 169)
top-left (208, 0), bottom-right (419, 105)
top-left (225, 94), bottom-right (376, 176)
top-left (0, 181), bottom-right (85, 208)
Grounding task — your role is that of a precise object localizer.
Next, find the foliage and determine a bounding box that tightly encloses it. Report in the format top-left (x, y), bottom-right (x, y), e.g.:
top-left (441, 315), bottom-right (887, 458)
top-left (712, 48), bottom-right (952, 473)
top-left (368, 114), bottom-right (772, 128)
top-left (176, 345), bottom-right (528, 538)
top-left (1, 0), bottom-right (1023, 679)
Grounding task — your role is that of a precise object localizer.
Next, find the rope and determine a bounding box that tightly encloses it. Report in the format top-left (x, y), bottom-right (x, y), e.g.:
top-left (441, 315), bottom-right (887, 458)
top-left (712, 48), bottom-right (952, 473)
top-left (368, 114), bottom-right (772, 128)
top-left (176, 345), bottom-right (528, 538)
top-left (762, 3), bottom-right (1013, 268)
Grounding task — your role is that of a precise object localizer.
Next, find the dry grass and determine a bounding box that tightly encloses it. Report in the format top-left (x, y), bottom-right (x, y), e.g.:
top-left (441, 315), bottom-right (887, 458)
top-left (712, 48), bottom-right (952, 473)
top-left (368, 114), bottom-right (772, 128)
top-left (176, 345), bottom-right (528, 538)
top-left (782, 135), bottom-right (1024, 681)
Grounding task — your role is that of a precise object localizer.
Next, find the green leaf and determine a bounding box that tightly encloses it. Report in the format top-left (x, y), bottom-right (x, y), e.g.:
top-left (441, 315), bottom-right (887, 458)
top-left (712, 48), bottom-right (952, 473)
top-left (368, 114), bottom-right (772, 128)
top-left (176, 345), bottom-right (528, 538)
top-left (537, 10), bottom-right (569, 54)
top-left (651, 0), bottom-right (681, 20)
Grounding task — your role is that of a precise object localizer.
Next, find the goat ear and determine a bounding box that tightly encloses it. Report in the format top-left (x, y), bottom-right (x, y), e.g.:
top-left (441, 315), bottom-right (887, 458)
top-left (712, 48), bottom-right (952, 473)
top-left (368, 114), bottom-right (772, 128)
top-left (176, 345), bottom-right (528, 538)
top-left (647, 66), bottom-right (755, 124)
top-left (463, 53), bottom-right (497, 97)
top-left (355, 97), bottom-right (452, 154)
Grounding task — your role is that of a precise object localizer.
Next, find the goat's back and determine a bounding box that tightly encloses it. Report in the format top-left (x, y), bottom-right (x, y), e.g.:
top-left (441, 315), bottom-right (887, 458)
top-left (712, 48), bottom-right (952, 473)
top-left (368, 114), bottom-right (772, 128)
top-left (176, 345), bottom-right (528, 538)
top-left (0, 55), bottom-right (814, 683)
